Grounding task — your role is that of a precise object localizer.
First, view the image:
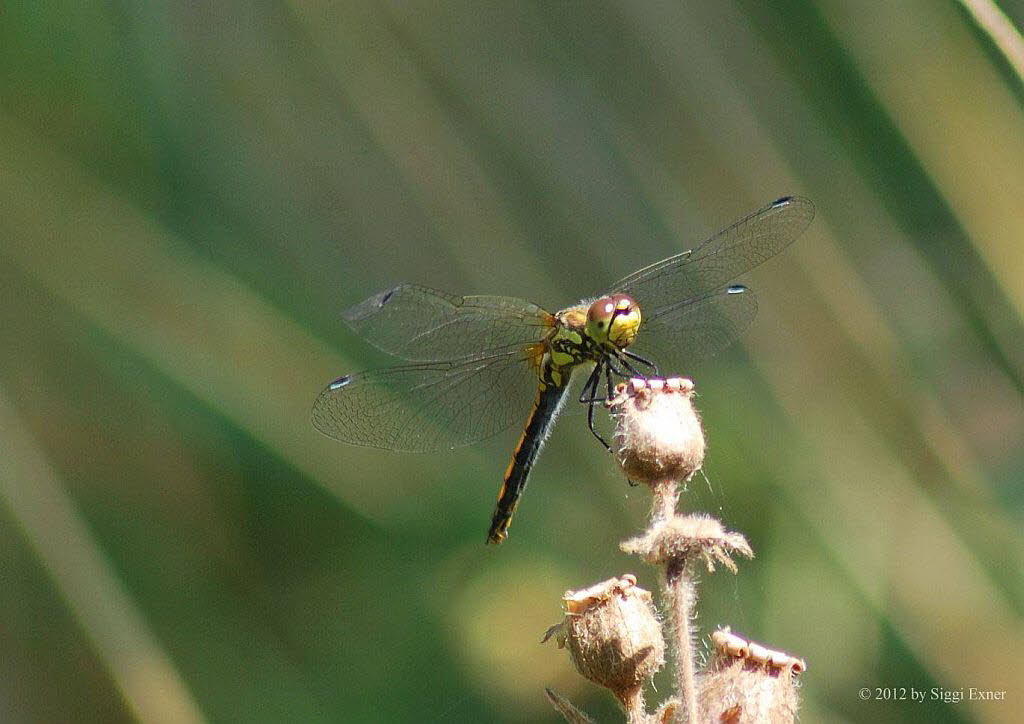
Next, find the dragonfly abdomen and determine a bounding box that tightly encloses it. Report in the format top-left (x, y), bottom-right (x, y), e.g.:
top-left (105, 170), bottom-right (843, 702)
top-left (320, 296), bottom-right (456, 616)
top-left (486, 382), bottom-right (570, 544)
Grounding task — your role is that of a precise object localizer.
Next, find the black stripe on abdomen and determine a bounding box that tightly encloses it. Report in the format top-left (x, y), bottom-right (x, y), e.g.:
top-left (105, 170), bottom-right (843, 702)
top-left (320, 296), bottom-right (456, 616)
top-left (486, 384), bottom-right (569, 544)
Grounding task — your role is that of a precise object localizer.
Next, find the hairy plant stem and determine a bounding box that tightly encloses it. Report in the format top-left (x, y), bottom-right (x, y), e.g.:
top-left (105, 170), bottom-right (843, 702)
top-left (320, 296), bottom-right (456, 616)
top-left (650, 479), bottom-right (679, 525)
top-left (665, 559), bottom-right (698, 724)
top-left (648, 477), bottom-right (698, 724)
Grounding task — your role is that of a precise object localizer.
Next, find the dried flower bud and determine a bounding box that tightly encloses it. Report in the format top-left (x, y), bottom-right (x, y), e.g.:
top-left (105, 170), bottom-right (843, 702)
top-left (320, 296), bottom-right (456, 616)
top-left (700, 628), bottom-right (806, 723)
top-left (550, 574), bottom-right (665, 704)
top-left (608, 378), bottom-right (705, 485)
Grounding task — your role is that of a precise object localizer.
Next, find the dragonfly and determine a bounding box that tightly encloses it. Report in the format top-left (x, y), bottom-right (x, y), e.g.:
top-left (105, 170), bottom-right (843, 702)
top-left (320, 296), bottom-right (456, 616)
top-left (313, 196), bottom-right (814, 543)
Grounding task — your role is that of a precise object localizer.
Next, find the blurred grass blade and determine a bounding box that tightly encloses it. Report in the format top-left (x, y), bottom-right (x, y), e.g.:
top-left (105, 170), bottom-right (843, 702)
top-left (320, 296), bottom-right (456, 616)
top-left (0, 112), bottom-right (395, 525)
top-left (957, 0), bottom-right (1024, 82)
top-left (819, 0), bottom-right (1024, 321)
top-left (0, 386), bottom-right (207, 724)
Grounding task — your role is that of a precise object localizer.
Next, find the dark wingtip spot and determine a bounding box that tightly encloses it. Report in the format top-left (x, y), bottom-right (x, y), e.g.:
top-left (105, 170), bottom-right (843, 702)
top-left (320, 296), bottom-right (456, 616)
top-left (726, 285), bottom-right (748, 294)
top-left (328, 375), bottom-right (352, 391)
top-left (379, 288), bottom-right (396, 307)
top-left (772, 196), bottom-right (793, 207)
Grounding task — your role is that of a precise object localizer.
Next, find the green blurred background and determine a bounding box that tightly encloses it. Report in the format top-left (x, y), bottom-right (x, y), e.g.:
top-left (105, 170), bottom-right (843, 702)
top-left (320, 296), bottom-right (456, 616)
top-left (1, 1), bottom-right (1022, 722)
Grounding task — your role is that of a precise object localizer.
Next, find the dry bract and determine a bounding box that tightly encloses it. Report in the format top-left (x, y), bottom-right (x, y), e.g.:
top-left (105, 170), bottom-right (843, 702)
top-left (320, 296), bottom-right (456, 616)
top-left (621, 514), bottom-right (753, 573)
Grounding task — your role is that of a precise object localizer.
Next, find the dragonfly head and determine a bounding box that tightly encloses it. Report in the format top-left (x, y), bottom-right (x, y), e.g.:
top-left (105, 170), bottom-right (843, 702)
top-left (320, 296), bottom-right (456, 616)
top-left (586, 294), bottom-right (641, 350)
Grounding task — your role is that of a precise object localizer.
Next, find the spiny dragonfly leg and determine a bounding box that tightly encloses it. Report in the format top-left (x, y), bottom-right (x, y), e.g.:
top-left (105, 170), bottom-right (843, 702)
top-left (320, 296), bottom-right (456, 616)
top-left (617, 356), bottom-right (647, 378)
top-left (587, 394), bottom-right (610, 451)
top-left (578, 362), bottom-right (604, 404)
top-left (623, 350), bottom-right (659, 376)
top-left (579, 362), bottom-right (611, 450)
top-left (604, 361), bottom-right (638, 487)
top-left (606, 356), bottom-right (632, 379)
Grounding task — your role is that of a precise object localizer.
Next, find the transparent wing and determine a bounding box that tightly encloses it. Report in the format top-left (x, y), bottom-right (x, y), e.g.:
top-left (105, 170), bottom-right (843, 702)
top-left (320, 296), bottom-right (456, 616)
top-left (311, 349), bottom-right (539, 452)
top-left (613, 196), bottom-right (814, 320)
top-left (627, 286), bottom-right (758, 373)
top-left (343, 284), bottom-right (554, 362)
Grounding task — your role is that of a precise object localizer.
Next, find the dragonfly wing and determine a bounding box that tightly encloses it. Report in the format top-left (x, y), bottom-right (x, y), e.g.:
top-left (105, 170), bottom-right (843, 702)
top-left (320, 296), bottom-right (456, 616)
top-left (613, 197), bottom-right (814, 318)
top-left (627, 285), bottom-right (758, 372)
top-left (312, 349), bottom-right (540, 452)
top-left (344, 284), bottom-right (554, 361)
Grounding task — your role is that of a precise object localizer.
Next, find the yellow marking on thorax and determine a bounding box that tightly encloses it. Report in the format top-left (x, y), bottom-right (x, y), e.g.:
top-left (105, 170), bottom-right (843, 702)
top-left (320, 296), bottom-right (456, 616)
top-left (539, 304), bottom-right (597, 387)
top-left (550, 328), bottom-right (583, 367)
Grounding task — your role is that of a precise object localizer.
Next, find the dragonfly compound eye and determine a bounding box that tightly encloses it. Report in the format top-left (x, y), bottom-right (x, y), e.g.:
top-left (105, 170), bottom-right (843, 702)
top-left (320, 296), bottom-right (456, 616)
top-left (587, 294), bottom-right (641, 349)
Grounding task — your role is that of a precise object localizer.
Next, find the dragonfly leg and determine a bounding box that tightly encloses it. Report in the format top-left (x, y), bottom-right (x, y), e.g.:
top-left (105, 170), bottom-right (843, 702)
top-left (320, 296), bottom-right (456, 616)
top-left (623, 350), bottom-right (659, 376)
top-left (604, 363), bottom-right (637, 485)
top-left (602, 356), bottom-right (626, 378)
top-left (578, 362), bottom-right (604, 404)
top-left (583, 362), bottom-right (611, 450)
top-left (618, 356), bottom-right (647, 378)
top-left (587, 392), bottom-right (610, 451)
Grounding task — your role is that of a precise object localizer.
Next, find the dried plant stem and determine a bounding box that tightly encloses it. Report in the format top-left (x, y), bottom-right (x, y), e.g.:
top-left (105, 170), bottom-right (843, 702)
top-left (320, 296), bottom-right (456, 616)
top-left (650, 479), bottom-right (679, 525)
top-left (648, 477), bottom-right (700, 723)
top-left (665, 534), bottom-right (698, 724)
top-left (648, 478), bottom-right (699, 723)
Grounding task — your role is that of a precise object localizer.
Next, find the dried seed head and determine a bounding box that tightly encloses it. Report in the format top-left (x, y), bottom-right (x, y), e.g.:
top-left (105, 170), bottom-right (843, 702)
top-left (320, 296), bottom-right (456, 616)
top-left (700, 628), bottom-right (805, 723)
top-left (549, 574), bottom-right (665, 703)
top-left (608, 378), bottom-right (705, 485)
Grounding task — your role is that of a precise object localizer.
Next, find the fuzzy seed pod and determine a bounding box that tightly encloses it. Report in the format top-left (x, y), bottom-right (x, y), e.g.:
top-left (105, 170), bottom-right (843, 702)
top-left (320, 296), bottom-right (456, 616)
top-left (549, 575), bottom-right (665, 704)
top-left (700, 628), bottom-right (806, 723)
top-left (608, 378), bottom-right (705, 485)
